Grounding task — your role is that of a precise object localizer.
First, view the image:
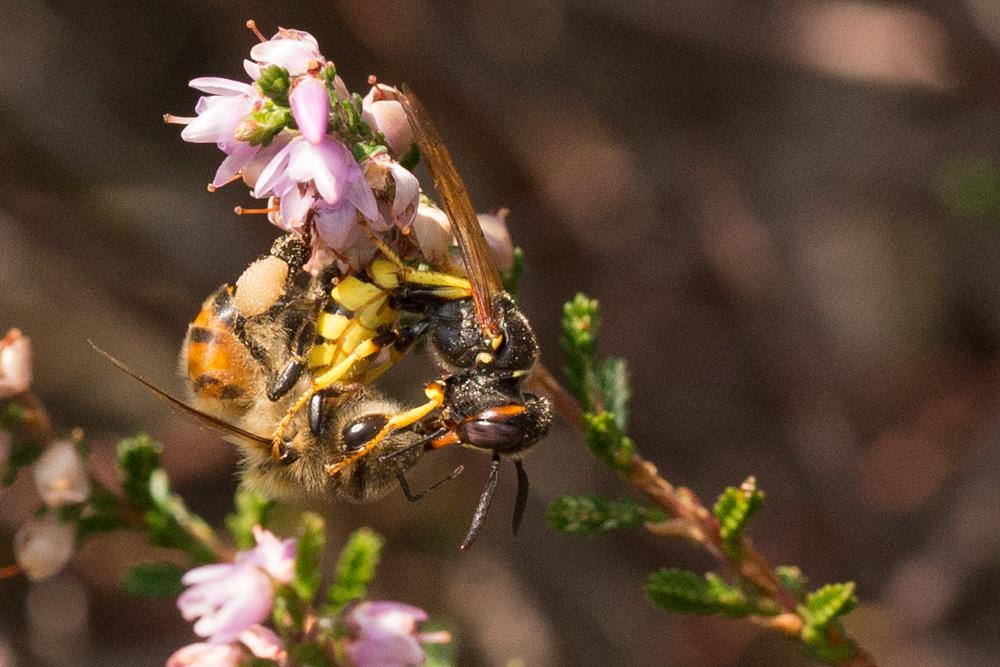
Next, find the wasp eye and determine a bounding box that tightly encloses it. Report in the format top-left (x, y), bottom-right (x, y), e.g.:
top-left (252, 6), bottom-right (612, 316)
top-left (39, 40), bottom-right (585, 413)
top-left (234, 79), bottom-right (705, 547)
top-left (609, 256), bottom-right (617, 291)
top-left (342, 414), bottom-right (388, 452)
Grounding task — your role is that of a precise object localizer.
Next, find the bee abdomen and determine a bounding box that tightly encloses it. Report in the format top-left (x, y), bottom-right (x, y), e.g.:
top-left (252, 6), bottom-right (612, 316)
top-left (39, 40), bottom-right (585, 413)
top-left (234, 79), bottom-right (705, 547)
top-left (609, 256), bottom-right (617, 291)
top-left (183, 286), bottom-right (256, 408)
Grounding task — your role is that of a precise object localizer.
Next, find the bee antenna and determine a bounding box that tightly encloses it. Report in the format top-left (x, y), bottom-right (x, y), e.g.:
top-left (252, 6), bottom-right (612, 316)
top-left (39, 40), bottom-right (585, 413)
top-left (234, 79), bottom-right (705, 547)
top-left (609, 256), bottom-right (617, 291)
top-left (460, 453), bottom-right (501, 551)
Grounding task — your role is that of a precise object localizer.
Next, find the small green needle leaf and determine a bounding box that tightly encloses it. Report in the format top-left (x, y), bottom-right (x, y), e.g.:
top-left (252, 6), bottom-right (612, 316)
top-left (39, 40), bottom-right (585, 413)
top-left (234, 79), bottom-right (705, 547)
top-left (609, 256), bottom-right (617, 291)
top-left (546, 495), bottom-right (664, 534)
top-left (713, 477), bottom-right (766, 554)
top-left (800, 582), bottom-right (858, 634)
top-left (646, 568), bottom-right (755, 618)
top-left (583, 411), bottom-right (636, 472)
top-left (226, 489), bottom-right (275, 550)
top-left (121, 563), bottom-right (185, 598)
top-left (326, 528), bottom-right (384, 613)
top-left (292, 513), bottom-right (326, 603)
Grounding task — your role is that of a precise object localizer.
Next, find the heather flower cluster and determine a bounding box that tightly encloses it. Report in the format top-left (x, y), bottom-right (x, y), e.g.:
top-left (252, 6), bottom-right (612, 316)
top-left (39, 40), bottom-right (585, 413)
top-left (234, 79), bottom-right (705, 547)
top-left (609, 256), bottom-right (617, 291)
top-left (167, 22), bottom-right (514, 274)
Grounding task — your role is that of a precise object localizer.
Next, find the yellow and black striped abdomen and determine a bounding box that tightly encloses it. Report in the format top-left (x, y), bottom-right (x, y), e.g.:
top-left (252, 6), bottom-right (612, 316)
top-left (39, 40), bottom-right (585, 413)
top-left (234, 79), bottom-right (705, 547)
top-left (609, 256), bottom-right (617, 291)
top-left (307, 273), bottom-right (399, 384)
top-left (183, 285), bottom-right (256, 409)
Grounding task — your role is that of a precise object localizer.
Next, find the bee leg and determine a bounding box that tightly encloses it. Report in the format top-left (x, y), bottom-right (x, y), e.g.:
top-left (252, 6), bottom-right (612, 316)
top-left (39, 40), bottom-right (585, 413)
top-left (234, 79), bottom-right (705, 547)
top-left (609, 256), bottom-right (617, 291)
top-left (511, 460), bottom-right (529, 536)
top-left (396, 465), bottom-right (464, 502)
top-left (460, 453), bottom-right (502, 551)
top-left (266, 318), bottom-right (315, 401)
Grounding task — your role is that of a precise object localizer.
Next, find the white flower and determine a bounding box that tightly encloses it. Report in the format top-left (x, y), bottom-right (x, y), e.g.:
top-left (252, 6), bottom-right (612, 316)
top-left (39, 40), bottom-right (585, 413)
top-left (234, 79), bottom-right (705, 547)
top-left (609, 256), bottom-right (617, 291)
top-left (14, 517), bottom-right (75, 582)
top-left (33, 440), bottom-right (91, 508)
top-left (0, 329), bottom-right (32, 398)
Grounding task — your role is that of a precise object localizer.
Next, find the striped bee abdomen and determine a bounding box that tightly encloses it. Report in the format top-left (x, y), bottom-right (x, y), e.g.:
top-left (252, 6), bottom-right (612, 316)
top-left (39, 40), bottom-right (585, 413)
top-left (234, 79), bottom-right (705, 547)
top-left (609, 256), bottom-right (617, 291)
top-left (183, 285), bottom-right (257, 412)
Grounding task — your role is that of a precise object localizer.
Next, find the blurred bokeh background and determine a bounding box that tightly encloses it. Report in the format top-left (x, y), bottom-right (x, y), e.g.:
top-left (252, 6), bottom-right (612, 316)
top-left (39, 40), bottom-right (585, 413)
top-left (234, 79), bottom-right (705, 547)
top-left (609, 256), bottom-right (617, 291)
top-left (2, 1), bottom-right (1000, 665)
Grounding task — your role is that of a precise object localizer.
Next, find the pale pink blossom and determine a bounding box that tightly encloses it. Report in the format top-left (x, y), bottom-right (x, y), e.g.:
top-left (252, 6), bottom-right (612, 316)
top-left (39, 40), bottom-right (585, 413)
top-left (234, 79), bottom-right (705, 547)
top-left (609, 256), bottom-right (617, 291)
top-left (180, 78), bottom-right (257, 148)
top-left (346, 601), bottom-right (451, 667)
top-left (32, 440), bottom-right (91, 508)
top-left (177, 527), bottom-right (296, 644)
top-left (363, 154), bottom-right (419, 230)
top-left (178, 562), bottom-right (274, 644)
top-left (362, 84), bottom-right (414, 158)
top-left (14, 516), bottom-right (75, 581)
top-left (250, 28), bottom-right (324, 76)
top-left (0, 329), bottom-right (32, 398)
top-left (478, 210), bottom-right (515, 272)
top-left (411, 201), bottom-right (453, 265)
top-left (166, 642), bottom-right (243, 667)
top-left (238, 625), bottom-right (285, 661)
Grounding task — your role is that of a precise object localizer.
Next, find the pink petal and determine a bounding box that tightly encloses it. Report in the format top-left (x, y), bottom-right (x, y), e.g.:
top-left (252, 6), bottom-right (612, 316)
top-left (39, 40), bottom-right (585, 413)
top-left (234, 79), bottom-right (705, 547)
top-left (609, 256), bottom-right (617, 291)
top-left (348, 629), bottom-right (425, 667)
top-left (253, 141), bottom-right (294, 198)
top-left (345, 170), bottom-right (379, 222)
top-left (239, 625), bottom-right (284, 660)
top-left (0, 329), bottom-right (32, 398)
top-left (314, 201), bottom-right (358, 249)
top-left (273, 27), bottom-right (319, 50)
top-left (189, 77), bottom-right (254, 96)
top-left (181, 563), bottom-right (235, 587)
top-left (290, 76), bottom-right (330, 145)
top-left (287, 139), bottom-right (349, 203)
top-left (250, 39), bottom-right (320, 75)
top-left (181, 96), bottom-right (250, 145)
top-left (362, 91), bottom-right (414, 158)
top-left (243, 59), bottom-right (261, 80)
top-left (166, 642), bottom-right (243, 667)
top-left (213, 143), bottom-right (259, 188)
top-left (387, 163), bottom-right (419, 227)
top-left (277, 185), bottom-right (316, 232)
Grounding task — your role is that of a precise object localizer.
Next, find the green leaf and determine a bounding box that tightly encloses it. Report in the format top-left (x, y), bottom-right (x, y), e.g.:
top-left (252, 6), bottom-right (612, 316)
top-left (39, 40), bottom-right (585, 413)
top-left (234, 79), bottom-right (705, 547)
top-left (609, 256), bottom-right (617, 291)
top-left (1, 403), bottom-right (23, 430)
top-left (502, 247), bottom-right (526, 297)
top-left (713, 478), bottom-right (766, 554)
top-left (1, 439), bottom-right (42, 486)
top-left (326, 528), bottom-right (383, 613)
top-left (598, 357), bottom-right (630, 430)
top-left (583, 411), bottom-right (635, 472)
top-left (422, 618), bottom-right (456, 667)
top-left (293, 513), bottom-right (326, 603)
top-left (560, 294), bottom-right (601, 410)
top-left (646, 568), bottom-right (755, 618)
top-left (546, 495), bottom-right (664, 534)
top-left (145, 469), bottom-right (218, 564)
top-left (775, 565), bottom-right (807, 601)
top-left (287, 643), bottom-right (332, 667)
top-left (800, 582), bottom-right (858, 637)
top-left (116, 434), bottom-right (162, 510)
top-left (121, 563), bottom-right (185, 598)
top-left (75, 487), bottom-right (130, 541)
top-left (226, 489), bottom-right (274, 549)
top-left (256, 65), bottom-right (291, 105)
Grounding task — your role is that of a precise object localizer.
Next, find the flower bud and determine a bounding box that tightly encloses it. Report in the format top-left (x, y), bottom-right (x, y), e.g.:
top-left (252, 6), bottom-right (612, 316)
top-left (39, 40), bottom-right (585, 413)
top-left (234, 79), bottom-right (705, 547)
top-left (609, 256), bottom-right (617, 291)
top-left (478, 210), bottom-right (515, 272)
top-left (412, 200), bottom-right (453, 265)
top-left (362, 85), bottom-right (414, 159)
top-left (0, 329), bottom-right (32, 398)
top-left (15, 517), bottom-right (75, 582)
top-left (255, 64), bottom-right (291, 104)
top-left (33, 440), bottom-right (91, 508)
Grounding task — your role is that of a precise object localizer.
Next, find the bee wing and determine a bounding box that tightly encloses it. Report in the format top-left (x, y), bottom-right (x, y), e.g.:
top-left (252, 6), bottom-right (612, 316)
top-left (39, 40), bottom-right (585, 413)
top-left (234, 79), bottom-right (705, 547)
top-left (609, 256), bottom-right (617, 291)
top-left (399, 85), bottom-right (504, 334)
top-left (88, 341), bottom-right (272, 454)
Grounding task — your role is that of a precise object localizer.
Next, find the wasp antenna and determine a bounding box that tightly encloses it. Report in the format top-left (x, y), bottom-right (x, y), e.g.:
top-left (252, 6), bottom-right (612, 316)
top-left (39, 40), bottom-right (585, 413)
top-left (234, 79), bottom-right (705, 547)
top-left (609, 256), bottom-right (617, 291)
top-left (460, 453), bottom-right (501, 550)
top-left (511, 460), bottom-right (529, 536)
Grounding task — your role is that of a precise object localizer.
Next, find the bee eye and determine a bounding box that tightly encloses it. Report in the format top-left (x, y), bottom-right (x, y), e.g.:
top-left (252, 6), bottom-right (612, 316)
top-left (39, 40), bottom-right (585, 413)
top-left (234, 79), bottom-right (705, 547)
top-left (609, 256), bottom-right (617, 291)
top-left (342, 414), bottom-right (388, 452)
top-left (277, 444), bottom-right (300, 465)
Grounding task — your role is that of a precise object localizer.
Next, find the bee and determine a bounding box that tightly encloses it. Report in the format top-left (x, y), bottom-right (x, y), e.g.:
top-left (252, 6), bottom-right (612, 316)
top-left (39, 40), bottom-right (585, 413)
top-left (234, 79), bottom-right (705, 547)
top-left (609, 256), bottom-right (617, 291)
top-left (92, 235), bottom-right (461, 506)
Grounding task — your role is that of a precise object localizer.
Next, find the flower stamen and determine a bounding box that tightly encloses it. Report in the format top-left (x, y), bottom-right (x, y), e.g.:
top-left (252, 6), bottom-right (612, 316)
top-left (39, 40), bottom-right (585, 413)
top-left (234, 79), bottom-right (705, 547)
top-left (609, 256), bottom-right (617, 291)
top-left (0, 564), bottom-right (22, 579)
top-left (234, 206), bottom-right (279, 216)
top-left (208, 173), bottom-right (243, 192)
top-left (246, 19), bottom-right (267, 43)
top-left (163, 114), bottom-right (195, 125)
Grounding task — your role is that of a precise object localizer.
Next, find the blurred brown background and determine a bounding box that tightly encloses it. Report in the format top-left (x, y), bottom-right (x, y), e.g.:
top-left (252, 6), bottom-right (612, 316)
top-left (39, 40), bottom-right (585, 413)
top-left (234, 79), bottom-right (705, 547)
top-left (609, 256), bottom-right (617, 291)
top-left (2, 1), bottom-right (1000, 665)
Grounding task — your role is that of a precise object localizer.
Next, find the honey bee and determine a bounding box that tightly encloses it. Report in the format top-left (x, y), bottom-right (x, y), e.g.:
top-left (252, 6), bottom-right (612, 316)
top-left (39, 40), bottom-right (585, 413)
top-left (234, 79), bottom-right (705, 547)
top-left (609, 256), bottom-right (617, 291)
top-left (92, 235), bottom-right (460, 505)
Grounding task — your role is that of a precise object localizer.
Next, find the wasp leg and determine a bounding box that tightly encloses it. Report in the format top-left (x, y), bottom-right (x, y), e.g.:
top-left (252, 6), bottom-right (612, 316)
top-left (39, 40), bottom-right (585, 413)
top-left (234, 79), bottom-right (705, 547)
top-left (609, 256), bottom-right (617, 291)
top-left (461, 453), bottom-right (502, 550)
top-left (324, 381), bottom-right (446, 475)
top-left (357, 320), bottom-right (433, 385)
top-left (397, 465), bottom-right (464, 502)
top-left (511, 460), bottom-right (529, 536)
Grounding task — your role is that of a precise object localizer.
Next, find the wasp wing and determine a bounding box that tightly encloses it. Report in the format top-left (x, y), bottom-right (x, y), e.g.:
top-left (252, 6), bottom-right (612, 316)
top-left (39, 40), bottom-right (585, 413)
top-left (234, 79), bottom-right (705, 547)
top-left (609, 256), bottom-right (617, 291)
top-left (89, 340), bottom-right (273, 454)
top-left (399, 85), bottom-right (504, 333)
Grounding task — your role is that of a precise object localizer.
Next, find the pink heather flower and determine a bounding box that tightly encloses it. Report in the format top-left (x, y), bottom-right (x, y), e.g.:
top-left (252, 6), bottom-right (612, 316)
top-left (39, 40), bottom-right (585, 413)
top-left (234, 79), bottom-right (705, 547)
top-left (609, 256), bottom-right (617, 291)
top-left (363, 153), bottom-right (419, 231)
top-left (178, 562), bottom-right (274, 644)
top-left (32, 440), bottom-right (92, 508)
top-left (362, 84), bottom-right (414, 159)
top-left (238, 625), bottom-right (285, 661)
top-left (180, 78), bottom-right (257, 149)
top-left (14, 516), bottom-right (75, 581)
top-left (177, 527), bottom-right (296, 644)
top-left (346, 601), bottom-right (451, 667)
top-left (0, 329), bottom-right (32, 398)
top-left (244, 525), bottom-right (296, 583)
top-left (166, 642), bottom-right (243, 667)
top-left (290, 76), bottom-right (330, 145)
top-left (250, 28), bottom-right (324, 76)
top-left (411, 201), bottom-right (453, 265)
top-left (478, 210), bottom-right (515, 273)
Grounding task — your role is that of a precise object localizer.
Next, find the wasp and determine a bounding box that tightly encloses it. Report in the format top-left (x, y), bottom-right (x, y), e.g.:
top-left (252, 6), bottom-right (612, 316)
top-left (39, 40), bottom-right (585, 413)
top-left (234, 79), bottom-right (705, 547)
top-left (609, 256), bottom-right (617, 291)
top-left (268, 87), bottom-right (553, 549)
